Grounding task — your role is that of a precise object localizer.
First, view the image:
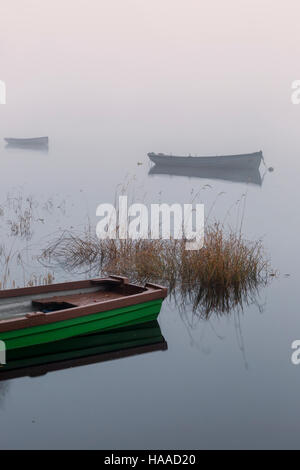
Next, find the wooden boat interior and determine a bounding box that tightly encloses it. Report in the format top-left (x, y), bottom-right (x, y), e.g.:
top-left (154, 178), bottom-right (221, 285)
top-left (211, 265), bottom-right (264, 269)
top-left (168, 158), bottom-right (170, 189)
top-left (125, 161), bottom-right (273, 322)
top-left (0, 277), bottom-right (147, 321)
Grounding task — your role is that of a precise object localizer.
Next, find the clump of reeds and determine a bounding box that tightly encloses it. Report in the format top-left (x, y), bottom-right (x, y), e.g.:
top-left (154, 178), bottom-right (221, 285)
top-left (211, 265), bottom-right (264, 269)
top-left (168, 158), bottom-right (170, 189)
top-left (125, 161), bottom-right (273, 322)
top-left (39, 222), bottom-right (272, 316)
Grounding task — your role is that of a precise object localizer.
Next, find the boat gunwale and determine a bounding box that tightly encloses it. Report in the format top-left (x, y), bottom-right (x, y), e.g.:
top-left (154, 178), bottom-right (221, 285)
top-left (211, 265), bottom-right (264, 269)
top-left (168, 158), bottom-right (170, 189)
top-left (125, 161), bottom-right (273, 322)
top-left (4, 137), bottom-right (48, 143)
top-left (0, 276), bottom-right (168, 333)
top-left (147, 151), bottom-right (263, 159)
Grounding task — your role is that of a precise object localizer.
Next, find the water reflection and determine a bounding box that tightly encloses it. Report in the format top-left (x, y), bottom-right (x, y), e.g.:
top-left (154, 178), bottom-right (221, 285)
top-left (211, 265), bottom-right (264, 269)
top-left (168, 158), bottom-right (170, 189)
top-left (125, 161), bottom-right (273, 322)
top-left (0, 381), bottom-right (9, 400)
top-left (170, 277), bottom-right (268, 320)
top-left (5, 143), bottom-right (48, 153)
top-left (149, 164), bottom-right (264, 186)
top-left (0, 321), bottom-right (167, 382)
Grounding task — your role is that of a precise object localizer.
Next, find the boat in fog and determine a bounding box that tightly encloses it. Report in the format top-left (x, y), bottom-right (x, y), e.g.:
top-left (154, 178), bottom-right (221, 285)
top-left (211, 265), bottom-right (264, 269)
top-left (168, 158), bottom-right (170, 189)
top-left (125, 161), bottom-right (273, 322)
top-left (4, 136), bottom-right (49, 151)
top-left (148, 151), bottom-right (263, 170)
top-left (4, 136), bottom-right (48, 146)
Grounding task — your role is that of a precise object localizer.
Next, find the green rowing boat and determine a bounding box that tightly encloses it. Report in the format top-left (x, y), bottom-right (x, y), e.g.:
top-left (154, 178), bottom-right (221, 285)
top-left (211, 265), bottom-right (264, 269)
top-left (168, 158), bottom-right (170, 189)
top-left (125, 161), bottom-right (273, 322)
top-left (0, 276), bottom-right (167, 350)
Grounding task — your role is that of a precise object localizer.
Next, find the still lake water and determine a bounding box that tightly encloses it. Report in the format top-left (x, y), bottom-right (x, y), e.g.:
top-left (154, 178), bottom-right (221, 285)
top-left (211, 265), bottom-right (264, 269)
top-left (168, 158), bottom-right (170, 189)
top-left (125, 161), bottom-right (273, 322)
top-left (1, 1), bottom-right (300, 449)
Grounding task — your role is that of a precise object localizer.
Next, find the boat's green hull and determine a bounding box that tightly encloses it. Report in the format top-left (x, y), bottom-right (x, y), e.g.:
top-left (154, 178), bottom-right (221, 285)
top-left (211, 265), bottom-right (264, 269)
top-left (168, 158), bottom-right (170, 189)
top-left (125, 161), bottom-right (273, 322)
top-left (0, 299), bottom-right (163, 350)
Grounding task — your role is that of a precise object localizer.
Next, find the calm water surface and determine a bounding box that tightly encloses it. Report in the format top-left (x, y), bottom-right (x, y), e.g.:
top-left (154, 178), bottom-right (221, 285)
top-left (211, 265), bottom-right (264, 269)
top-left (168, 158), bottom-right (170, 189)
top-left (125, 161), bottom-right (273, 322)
top-left (0, 0), bottom-right (300, 449)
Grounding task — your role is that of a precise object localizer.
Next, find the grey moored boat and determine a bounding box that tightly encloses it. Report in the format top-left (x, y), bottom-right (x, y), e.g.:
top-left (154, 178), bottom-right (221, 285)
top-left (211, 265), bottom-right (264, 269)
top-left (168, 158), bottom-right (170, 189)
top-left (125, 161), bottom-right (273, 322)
top-left (148, 151), bottom-right (263, 170)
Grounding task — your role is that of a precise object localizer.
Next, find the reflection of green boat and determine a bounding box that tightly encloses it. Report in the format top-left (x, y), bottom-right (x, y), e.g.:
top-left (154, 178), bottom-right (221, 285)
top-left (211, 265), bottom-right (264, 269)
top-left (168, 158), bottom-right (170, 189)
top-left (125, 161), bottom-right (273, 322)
top-left (0, 321), bottom-right (167, 381)
top-left (0, 276), bottom-right (167, 350)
